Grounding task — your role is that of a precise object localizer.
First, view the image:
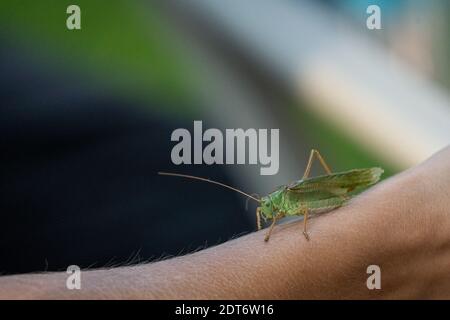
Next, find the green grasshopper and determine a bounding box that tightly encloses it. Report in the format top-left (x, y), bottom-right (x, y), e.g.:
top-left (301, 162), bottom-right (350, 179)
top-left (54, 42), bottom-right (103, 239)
top-left (159, 149), bottom-right (383, 242)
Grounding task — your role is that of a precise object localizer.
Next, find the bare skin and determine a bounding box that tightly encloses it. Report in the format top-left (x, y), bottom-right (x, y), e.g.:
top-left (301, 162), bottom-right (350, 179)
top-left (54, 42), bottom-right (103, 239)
top-left (0, 146), bottom-right (449, 299)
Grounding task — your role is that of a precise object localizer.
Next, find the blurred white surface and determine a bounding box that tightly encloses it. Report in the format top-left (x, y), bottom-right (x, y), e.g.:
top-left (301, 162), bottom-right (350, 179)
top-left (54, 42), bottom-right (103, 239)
top-left (182, 0), bottom-right (450, 168)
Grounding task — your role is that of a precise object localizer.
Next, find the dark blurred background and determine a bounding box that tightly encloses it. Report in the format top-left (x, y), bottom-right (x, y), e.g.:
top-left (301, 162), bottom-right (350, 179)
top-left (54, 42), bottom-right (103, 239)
top-left (0, 0), bottom-right (449, 274)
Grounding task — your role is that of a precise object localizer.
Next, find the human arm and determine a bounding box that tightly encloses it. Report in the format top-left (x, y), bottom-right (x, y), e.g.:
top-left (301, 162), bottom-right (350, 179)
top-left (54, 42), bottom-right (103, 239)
top-left (1, 146), bottom-right (449, 299)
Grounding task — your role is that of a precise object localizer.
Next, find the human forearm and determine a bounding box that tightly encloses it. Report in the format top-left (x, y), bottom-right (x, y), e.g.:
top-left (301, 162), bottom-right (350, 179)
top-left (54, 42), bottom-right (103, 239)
top-left (1, 147), bottom-right (449, 299)
top-left (0, 189), bottom-right (398, 299)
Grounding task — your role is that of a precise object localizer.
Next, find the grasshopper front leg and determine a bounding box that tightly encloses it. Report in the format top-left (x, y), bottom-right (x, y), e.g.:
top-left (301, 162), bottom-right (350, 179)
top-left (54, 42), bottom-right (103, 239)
top-left (256, 207), bottom-right (262, 231)
top-left (302, 208), bottom-right (310, 241)
top-left (264, 214), bottom-right (279, 242)
top-left (264, 212), bottom-right (287, 242)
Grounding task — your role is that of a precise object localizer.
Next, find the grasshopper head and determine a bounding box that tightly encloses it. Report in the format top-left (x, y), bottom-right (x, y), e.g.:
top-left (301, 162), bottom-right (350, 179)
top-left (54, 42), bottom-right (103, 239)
top-left (260, 196), bottom-right (275, 219)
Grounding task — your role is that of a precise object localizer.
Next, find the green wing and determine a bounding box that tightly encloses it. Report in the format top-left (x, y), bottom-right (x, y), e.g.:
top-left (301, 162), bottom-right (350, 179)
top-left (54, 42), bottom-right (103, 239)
top-left (287, 167), bottom-right (383, 195)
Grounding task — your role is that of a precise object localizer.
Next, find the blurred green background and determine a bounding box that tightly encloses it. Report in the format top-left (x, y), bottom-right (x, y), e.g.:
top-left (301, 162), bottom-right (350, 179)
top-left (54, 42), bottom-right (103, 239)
top-left (1, 0), bottom-right (449, 273)
top-left (2, 0), bottom-right (449, 175)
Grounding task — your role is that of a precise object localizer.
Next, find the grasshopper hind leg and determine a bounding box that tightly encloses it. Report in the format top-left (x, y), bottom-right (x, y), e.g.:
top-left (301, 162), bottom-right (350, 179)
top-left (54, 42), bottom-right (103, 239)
top-left (302, 149), bottom-right (332, 179)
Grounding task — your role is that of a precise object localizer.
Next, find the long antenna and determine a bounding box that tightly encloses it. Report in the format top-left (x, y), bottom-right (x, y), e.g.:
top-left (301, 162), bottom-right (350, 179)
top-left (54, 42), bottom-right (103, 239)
top-left (158, 171), bottom-right (260, 203)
